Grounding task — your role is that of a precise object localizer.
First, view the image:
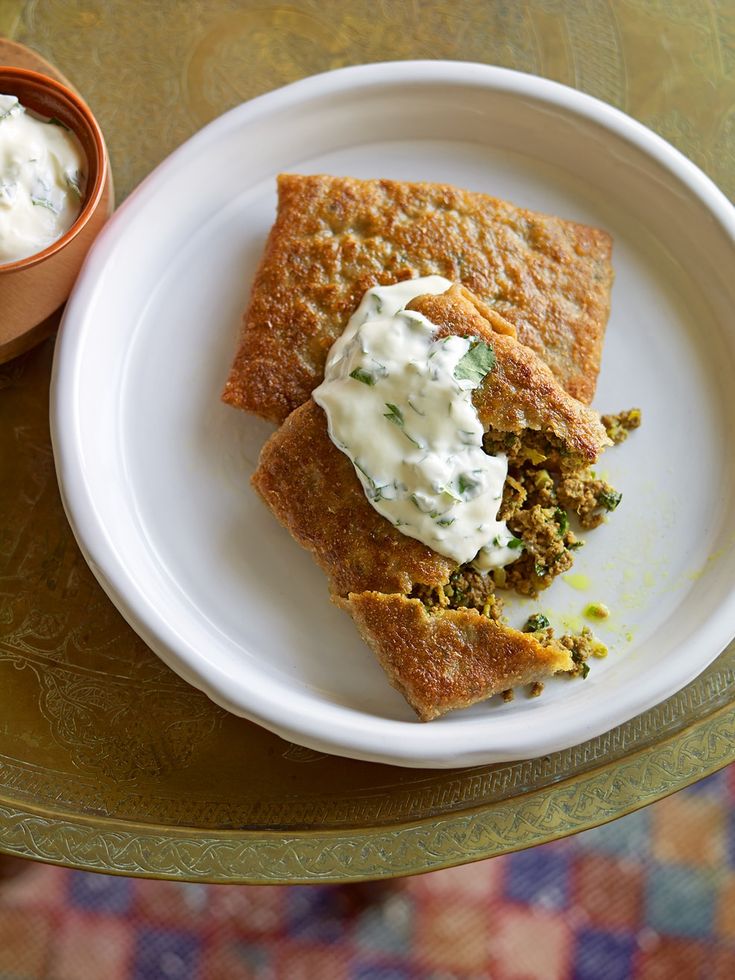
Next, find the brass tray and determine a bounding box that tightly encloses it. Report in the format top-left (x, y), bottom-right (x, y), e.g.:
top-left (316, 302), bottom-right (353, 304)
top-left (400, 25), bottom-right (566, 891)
top-left (1, 0), bottom-right (733, 883)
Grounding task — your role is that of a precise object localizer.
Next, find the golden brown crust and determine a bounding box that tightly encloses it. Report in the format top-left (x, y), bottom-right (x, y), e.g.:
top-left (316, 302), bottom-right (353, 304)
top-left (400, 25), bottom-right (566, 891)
top-left (337, 592), bottom-right (573, 721)
top-left (223, 173), bottom-right (613, 422)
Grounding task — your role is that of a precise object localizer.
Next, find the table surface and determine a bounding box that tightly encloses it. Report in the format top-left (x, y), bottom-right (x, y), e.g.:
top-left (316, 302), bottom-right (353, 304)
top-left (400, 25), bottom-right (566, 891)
top-left (1, 0), bottom-right (733, 884)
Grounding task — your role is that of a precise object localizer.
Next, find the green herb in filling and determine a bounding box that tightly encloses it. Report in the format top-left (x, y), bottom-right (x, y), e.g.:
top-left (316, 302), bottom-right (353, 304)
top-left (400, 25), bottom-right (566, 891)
top-left (523, 613), bottom-right (550, 632)
top-left (554, 507), bottom-right (569, 536)
top-left (561, 626), bottom-right (608, 679)
top-left (598, 488), bottom-right (622, 512)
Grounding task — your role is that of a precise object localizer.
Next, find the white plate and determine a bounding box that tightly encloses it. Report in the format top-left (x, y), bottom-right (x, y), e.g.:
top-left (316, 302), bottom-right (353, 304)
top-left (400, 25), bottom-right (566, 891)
top-left (51, 61), bottom-right (735, 768)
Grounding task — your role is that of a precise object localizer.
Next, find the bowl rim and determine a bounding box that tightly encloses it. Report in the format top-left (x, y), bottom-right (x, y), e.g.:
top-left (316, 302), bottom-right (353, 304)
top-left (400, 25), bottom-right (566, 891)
top-left (0, 66), bottom-right (107, 273)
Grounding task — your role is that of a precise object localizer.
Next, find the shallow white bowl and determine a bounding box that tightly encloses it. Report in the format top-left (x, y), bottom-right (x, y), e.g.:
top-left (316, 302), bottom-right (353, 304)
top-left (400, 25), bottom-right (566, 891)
top-left (51, 61), bottom-right (735, 768)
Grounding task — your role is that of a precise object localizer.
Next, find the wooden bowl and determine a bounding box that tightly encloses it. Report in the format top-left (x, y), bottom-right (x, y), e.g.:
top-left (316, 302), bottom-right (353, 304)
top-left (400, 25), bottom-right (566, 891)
top-left (0, 66), bottom-right (111, 361)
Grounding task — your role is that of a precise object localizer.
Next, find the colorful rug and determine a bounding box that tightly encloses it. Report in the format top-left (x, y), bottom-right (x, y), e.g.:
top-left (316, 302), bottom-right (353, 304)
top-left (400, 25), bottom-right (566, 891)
top-left (1, 766), bottom-right (733, 979)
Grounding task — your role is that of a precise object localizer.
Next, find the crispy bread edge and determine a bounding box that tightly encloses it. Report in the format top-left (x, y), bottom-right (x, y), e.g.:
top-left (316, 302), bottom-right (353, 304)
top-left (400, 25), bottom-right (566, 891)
top-left (337, 592), bottom-right (573, 721)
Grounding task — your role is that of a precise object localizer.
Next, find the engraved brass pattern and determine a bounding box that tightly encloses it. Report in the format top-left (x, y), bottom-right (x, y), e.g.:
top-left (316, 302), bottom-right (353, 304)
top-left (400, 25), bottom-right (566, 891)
top-left (0, 702), bottom-right (732, 883)
top-left (2, 0), bottom-right (733, 881)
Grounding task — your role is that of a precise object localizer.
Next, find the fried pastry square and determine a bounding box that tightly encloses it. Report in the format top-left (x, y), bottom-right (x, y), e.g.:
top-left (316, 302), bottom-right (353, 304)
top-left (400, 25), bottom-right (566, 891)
top-left (223, 173), bottom-right (613, 423)
top-left (339, 593), bottom-right (572, 722)
top-left (252, 286), bottom-right (612, 720)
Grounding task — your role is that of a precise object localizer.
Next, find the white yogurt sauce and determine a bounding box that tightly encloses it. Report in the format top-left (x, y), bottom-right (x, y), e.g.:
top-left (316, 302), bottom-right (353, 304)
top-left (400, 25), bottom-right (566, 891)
top-left (313, 277), bottom-right (521, 571)
top-left (0, 93), bottom-right (86, 264)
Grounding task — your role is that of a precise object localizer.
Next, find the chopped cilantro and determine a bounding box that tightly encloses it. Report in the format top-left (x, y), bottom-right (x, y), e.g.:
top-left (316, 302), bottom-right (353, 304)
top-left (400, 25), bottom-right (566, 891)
top-left (349, 367), bottom-right (376, 386)
top-left (458, 473), bottom-right (481, 495)
top-left (366, 484), bottom-right (388, 502)
top-left (410, 495), bottom-right (439, 516)
top-left (506, 536), bottom-right (524, 550)
top-left (580, 662), bottom-right (591, 679)
top-left (554, 507), bottom-right (569, 536)
top-left (598, 488), bottom-right (622, 512)
top-left (523, 613), bottom-right (550, 632)
top-left (31, 197), bottom-right (58, 213)
top-left (454, 340), bottom-right (496, 385)
top-left (383, 403), bottom-right (405, 427)
top-left (403, 430), bottom-right (424, 449)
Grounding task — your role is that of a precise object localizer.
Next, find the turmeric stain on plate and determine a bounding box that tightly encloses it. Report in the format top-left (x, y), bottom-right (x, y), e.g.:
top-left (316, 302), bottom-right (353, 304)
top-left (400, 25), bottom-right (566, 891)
top-left (559, 612), bottom-right (584, 634)
top-left (684, 543), bottom-right (730, 583)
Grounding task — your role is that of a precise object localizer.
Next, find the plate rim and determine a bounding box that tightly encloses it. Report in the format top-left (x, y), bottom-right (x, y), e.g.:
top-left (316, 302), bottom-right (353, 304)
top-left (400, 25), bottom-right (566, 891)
top-left (1, 697), bottom-right (733, 880)
top-left (50, 59), bottom-right (735, 767)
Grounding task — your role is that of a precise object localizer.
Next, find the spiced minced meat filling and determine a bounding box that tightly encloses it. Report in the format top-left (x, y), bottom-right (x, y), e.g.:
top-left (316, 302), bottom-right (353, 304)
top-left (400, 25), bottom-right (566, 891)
top-left (411, 569), bottom-right (505, 619)
top-left (500, 617), bottom-right (609, 698)
top-left (483, 409), bottom-right (640, 594)
top-left (409, 409), bottom-right (639, 689)
top-left (602, 408), bottom-right (641, 445)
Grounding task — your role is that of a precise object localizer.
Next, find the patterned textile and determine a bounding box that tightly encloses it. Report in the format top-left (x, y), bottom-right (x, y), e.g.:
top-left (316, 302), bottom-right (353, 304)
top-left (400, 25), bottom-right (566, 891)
top-left (0, 767), bottom-right (733, 979)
